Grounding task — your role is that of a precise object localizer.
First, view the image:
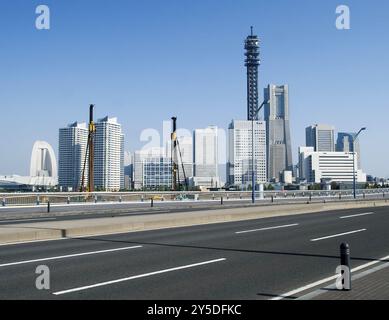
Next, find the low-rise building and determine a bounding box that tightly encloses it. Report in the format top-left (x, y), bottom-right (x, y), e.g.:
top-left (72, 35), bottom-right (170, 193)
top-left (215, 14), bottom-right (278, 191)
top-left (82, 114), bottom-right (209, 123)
top-left (298, 147), bottom-right (366, 184)
top-left (134, 148), bottom-right (172, 190)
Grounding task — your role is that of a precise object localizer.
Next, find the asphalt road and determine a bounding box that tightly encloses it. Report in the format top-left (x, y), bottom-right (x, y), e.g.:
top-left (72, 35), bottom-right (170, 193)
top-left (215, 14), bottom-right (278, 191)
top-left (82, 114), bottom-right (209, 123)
top-left (0, 205), bottom-right (388, 299)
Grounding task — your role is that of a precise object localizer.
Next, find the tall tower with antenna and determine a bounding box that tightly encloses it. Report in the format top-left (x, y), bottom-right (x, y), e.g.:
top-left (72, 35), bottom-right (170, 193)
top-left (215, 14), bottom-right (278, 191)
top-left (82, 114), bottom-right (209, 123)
top-left (245, 26), bottom-right (260, 120)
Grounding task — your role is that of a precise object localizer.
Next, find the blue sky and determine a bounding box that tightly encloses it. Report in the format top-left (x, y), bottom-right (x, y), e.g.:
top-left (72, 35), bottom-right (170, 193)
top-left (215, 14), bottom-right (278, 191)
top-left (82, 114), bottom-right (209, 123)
top-left (1, 0), bottom-right (388, 177)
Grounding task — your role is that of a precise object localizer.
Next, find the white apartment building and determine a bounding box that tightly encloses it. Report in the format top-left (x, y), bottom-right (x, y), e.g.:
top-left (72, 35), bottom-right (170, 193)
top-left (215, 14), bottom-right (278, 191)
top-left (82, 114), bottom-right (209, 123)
top-left (94, 117), bottom-right (124, 191)
top-left (228, 120), bottom-right (267, 187)
top-left (299, 147), bottom-right (366, 184)
top-left (58, 122), bottom-right (89, 191)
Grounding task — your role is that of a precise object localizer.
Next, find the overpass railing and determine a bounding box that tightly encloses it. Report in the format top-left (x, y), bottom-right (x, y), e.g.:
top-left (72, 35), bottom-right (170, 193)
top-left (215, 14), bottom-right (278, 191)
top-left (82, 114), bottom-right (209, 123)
top-left (1, 189), bottom-right (389, 207)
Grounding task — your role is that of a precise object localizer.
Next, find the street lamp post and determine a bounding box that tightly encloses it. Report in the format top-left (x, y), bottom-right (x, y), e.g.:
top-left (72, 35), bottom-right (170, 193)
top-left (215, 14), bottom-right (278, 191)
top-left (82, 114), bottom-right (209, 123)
top-left (352, 127), bottom-right (366, 199)
top-left (251, 100), bottom-right (269, 204)
top-left (251, 114), bottom-right (255, 203)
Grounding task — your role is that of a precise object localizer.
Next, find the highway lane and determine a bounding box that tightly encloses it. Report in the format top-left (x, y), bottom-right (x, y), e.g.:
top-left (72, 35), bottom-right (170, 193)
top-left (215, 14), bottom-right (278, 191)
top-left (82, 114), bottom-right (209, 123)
top-left (0, 205), bottom-right (388, 299)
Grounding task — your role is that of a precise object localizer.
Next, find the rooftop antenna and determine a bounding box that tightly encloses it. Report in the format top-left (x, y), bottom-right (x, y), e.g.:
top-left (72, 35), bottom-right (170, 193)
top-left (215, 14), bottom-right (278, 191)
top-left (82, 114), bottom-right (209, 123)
top-left (250, 26), bottom-right (253, 36)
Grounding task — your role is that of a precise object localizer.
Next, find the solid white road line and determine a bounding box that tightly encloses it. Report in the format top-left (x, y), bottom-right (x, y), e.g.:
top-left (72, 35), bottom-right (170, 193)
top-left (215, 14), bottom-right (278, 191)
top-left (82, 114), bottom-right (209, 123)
top-left (310, 229), bottom-right (366, 242)
top-left (340, 212), bottom-right (375, 219)
top-left (271, 253), bottom-right (389, 300)
top-left (235, 223), bottom-right (299, 234)
top-left (0, 218), bottom-right (56, 223)
top-left (0, 245), bottom-right (143, 268)
top-left (53, 258), bottom-right (227, 295)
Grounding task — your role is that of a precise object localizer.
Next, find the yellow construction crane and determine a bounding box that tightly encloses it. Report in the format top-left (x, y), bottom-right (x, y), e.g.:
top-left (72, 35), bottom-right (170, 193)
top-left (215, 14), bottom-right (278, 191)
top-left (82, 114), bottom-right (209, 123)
top-left (171, 116), bottom-right (188, 191)
top-left (80, 104), bottom-right (96, 192)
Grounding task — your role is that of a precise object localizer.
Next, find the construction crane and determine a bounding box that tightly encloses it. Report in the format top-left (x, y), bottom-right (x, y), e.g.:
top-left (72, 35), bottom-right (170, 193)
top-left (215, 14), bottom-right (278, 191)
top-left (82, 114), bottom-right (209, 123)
top-left (80, 104), bottom-right (96, 192)
top-left (171, 117), bottom-right (188, 191)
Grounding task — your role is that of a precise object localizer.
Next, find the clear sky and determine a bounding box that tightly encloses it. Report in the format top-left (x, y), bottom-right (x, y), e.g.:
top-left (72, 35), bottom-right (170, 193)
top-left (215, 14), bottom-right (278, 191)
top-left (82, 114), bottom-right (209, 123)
top-left (1, 0), bottom-right (388, 177)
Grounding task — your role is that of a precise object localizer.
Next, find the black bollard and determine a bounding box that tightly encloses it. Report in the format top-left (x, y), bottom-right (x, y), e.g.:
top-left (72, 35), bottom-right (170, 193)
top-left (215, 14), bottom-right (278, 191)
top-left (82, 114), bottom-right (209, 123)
top-left (221, 197), bottom-right (223, 205)
top-left (47, 201), bottom-right (51, 213)
top-left (151, 198), bottom-right (154, 207)
top-left (340, 243), bottom-right (351, 291)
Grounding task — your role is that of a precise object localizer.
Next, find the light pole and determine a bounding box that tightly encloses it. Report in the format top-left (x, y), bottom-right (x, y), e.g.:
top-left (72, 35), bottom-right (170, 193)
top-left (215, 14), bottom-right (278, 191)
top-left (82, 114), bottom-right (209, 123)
top-left (251, 100), bottom-right (269, 203)
top-left (352, 127), bottom-right (366, 199)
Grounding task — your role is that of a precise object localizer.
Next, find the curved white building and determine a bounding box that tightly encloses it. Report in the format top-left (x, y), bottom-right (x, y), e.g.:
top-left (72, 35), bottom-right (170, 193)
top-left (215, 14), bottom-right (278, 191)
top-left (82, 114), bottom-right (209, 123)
top-left (0, 141), bottom-right (58, 191)
top-left (30, 141), bottom-right (58, 178)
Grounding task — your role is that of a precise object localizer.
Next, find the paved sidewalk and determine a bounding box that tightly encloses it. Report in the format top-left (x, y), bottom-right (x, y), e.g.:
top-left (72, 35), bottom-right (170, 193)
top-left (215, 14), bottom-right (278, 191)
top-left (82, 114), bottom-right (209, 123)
top-left (302, 262), bottom-right (389, 300)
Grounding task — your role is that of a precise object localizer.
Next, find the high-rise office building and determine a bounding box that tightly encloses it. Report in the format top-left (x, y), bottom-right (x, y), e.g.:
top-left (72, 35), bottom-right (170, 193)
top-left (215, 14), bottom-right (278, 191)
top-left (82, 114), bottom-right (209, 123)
top-left (264, 84), bottom-right (293, 182)
top-left (227, 120), bottom-right (267, 187)
top-left (194, 126), bottom-right (218, 177)
top-left (306, 124), bottom-right (335, 152)
top-left (192, 126), bottom-right (221, 188)
top-left (245, 27), bottom-right (260, 121)
top-left (58, 122), bottom-right (88, 191)
top-left (336, 132), bottom-right (361, 168)
top-left (94, 117), bottom-right (124, 191)
top-left (123, 151), bottom-right (134, 190)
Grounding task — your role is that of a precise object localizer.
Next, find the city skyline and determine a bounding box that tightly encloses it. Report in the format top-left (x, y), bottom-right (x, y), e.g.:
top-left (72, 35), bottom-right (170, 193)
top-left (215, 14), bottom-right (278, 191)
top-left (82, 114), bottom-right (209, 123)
top-left (1, 1), bottom-right (388, 178)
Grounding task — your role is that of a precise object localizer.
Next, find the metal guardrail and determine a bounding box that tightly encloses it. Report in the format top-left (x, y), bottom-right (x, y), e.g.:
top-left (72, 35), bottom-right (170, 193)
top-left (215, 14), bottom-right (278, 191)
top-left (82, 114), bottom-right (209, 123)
top-left (0, 189), bottom-right (389, 207)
